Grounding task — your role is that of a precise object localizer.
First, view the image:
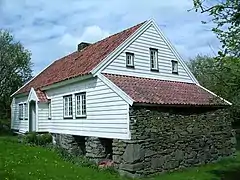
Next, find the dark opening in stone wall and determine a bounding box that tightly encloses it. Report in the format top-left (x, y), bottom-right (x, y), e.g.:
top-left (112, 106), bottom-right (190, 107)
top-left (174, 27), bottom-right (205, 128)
top-left (99, 138), bottom-right (113, 159)
top-left (73, 135), bottom-right (86, 155)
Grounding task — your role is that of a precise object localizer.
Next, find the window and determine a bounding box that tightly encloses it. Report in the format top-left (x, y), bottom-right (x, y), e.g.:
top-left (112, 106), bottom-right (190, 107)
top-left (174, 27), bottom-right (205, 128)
top-left (75, 93), bottom-right (86, 117)
top-left (172, 60), bottom-right (178, 74)
top-left (24, 103), bottom-right (28, 119)
top-left (48, 100), bottom-right (51, 119)
top-left (19, 104), bottom-right (23, 120)
top-left (150, 48), bottom-right (158, 71)
top-left (126, 52), bottom-right (134, 67)
top-left (63, 95), bottom-right (73, 118)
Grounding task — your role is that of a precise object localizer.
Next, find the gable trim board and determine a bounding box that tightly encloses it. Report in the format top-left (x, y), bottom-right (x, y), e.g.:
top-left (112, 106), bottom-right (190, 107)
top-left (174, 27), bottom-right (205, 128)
top-left (91, 20), bottom-right (150, 75)
top-left (150, 20), bottom-right (199, 84)
top-left (27, 88), bottom-right (39, 102)
top-left (197, 84), bottom-right (232, 106)
top-left (93, 19), bottom-right (198, 84)
top-left (97, 73), bottom-right (134, 105)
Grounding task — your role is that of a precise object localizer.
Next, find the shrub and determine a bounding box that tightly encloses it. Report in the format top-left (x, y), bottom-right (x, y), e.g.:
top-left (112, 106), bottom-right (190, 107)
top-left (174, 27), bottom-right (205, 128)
top-left (23, 132), bottom-right (52, 146)
top-left (53, 146), bottom-right (97, 168)
top-left (0, 119), bottom-right (11, 135)
top-left (38, 133), bottom-right (52, 146)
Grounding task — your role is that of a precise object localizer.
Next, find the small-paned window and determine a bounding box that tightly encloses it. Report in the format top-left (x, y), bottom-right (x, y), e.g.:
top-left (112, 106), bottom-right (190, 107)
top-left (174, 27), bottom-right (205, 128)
top-left (75, 93), bottom-right (86, 117)
top-left (150, 48), bottom-right (158, 71)
top-left (172, 60), bottom-right (178, 74)
top-left (19, 104), bottom-right (23, 120)
top-left (126, 52), bottom-right (134, 67)
top-left (63, 95), bottom-right (73, 118)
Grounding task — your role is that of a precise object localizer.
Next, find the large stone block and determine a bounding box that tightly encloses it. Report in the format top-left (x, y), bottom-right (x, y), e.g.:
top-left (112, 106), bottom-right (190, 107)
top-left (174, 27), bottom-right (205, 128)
top-left (123, 144), bottom-right (145, 163)
top-left (119, 162), bottom-right (144, 172)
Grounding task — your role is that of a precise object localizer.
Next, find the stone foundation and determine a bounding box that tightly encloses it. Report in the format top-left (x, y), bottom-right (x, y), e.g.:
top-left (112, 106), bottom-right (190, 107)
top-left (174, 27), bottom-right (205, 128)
top-left (115, 106), bottom-right (236, 177)
top-left (52, 106), bottom-right (236, 178)
top-left (53, 134), bottom-right (86, 156)
top-left (53, 134), bottom-right (113, 163)
top-left (86, 137), bottom-right (112, 163)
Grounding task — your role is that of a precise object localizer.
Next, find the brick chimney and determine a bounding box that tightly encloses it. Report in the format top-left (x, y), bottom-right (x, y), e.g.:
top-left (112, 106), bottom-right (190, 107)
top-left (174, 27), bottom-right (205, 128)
top-left (78, 42), bottom-right (91, 51)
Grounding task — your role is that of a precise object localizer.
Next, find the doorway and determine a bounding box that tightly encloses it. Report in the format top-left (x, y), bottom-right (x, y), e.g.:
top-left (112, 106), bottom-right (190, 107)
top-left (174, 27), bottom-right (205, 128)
top-left (29, 101), bottom-right (36, 132)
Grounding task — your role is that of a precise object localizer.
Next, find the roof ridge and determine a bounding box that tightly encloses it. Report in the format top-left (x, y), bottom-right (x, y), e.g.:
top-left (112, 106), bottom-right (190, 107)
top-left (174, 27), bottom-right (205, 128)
top-left (91, 21), bottom-right (146, 45)
top-left (55, 21), bottom-right (147, 63)
top-left (103, 73), bottom-right (196, 85)
top-left (43, 21), bottom-right (147, 68)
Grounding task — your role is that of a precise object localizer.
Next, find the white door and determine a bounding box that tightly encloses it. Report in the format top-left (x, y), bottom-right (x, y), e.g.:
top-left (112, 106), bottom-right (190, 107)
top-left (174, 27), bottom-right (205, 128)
top-left (29, 101), bottom-right (36, 132)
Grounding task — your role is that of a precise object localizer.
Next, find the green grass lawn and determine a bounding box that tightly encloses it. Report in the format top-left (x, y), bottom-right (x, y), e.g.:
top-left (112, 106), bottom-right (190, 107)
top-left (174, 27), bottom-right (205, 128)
top-left (0, 136), bottom-right (240, 180)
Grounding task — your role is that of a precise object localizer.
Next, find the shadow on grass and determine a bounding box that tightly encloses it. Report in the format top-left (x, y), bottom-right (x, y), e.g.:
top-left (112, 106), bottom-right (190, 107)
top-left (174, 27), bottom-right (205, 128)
top-left (210, 167), bottom-right (240, 180)
top-left (209, 134), bottom-right (240, 180)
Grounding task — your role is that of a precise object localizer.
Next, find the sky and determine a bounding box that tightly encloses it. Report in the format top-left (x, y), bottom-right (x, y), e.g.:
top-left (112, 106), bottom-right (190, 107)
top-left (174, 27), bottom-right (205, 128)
top-left (0, 0), bottom-right (220, 74)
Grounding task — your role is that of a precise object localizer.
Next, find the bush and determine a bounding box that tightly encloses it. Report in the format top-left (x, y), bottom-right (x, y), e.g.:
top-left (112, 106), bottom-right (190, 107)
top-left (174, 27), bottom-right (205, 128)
top-left (23, 132), bottom-right (52, 146)
top-left (53, 146), bottom-right (97, 168)
top-left (0, 119), bottom-right (11, 135)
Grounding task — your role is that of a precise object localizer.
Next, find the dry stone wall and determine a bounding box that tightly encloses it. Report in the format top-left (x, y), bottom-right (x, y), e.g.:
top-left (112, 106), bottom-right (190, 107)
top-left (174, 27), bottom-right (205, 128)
top-left (114, 106), bottom-right (236, 177)
top-left (52, 106), bottom-right (236, 178)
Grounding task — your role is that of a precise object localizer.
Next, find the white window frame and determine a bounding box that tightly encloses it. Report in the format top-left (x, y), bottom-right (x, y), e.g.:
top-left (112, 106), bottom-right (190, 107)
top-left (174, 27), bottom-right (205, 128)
top-left (172, 60), bottom-right (178, 74)
top-left (75, 92), bottom-right (86, 118)
top-left (48, 100), bottom-right (51, 119)
top-left (63, 95), bottom-right (73, 119)
top-left (126, 52), bottom-right (134, 67)
top-left (150, 48), bottom-right (159, 71)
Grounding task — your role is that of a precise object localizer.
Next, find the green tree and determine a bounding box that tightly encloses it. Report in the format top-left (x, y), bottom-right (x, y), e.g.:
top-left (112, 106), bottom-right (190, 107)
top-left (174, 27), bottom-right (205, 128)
top-left (0, 30), bottom-right (32, 119)
top-left (188, 55), bottom-right (240, 124)
top-left (193, 0), bottom-right (240, 57)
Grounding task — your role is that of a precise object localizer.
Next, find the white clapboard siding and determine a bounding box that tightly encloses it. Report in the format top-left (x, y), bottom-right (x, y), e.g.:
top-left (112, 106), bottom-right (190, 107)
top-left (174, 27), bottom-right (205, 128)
top-left (11, 96), bottom-right (28, 132)
top-left (38, 103), bottom-right (50, 132)
top-left (103, 24), bottom-right (194, 83)
top-left (45, 77), bottom-right (129, 139)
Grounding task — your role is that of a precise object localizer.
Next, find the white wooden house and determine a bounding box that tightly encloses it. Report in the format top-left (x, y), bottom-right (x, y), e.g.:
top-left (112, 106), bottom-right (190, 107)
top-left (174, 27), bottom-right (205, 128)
top-left (11, 19), bottom-right (230, 138)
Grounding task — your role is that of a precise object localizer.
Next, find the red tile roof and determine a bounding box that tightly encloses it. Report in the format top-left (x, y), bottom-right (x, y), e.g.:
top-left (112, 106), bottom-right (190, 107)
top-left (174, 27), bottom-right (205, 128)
top-left (36, 89), bottom-right (49, 103)
top-left (17, 22), bottom-right (145, 94)
top-left (104, 74), bottom-right (228, 106)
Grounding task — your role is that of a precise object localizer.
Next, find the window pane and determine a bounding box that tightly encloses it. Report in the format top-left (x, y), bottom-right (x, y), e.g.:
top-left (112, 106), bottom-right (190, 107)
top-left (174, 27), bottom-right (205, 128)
top-left (24, 103), bottom-right (27, 119)
top-left (64, 97), bottom-right (68, 116)
top-left (150, 49), bottom-right (158, 70)
top-left (19, 104), bottom-right (23, 119)
top-left (75, 93), bottom-right (86, 116)
top-left (172, 61), bottom-right (178, 73)
top-left (126, 53), bottom-right (134, 66)
top-left (69, 96), bottom-right (72, 116)
top-left (82, 94), bottom-right (86, 115)
top-left (48, 101), bottom-right (51, 119)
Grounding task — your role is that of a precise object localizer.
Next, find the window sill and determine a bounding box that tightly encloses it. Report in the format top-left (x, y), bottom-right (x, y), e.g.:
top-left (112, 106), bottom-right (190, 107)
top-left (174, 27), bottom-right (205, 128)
top-left (63, 116), bottom-right (73, 119)
top-left (151, 69), bottom-right (159, 72)
top-left (126, 65), bottom-right (135, 69)
top-left (76, 115), bottom-right (87, 119)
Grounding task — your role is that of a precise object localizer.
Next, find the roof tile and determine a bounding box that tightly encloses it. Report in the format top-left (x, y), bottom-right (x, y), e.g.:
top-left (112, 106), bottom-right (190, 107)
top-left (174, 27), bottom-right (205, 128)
top-left (36, 89), bottom-right (48, 103)
top-left (104, 74), bottom-right (228, 106)
top-left (17, 22), bottom-right (145, 94)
